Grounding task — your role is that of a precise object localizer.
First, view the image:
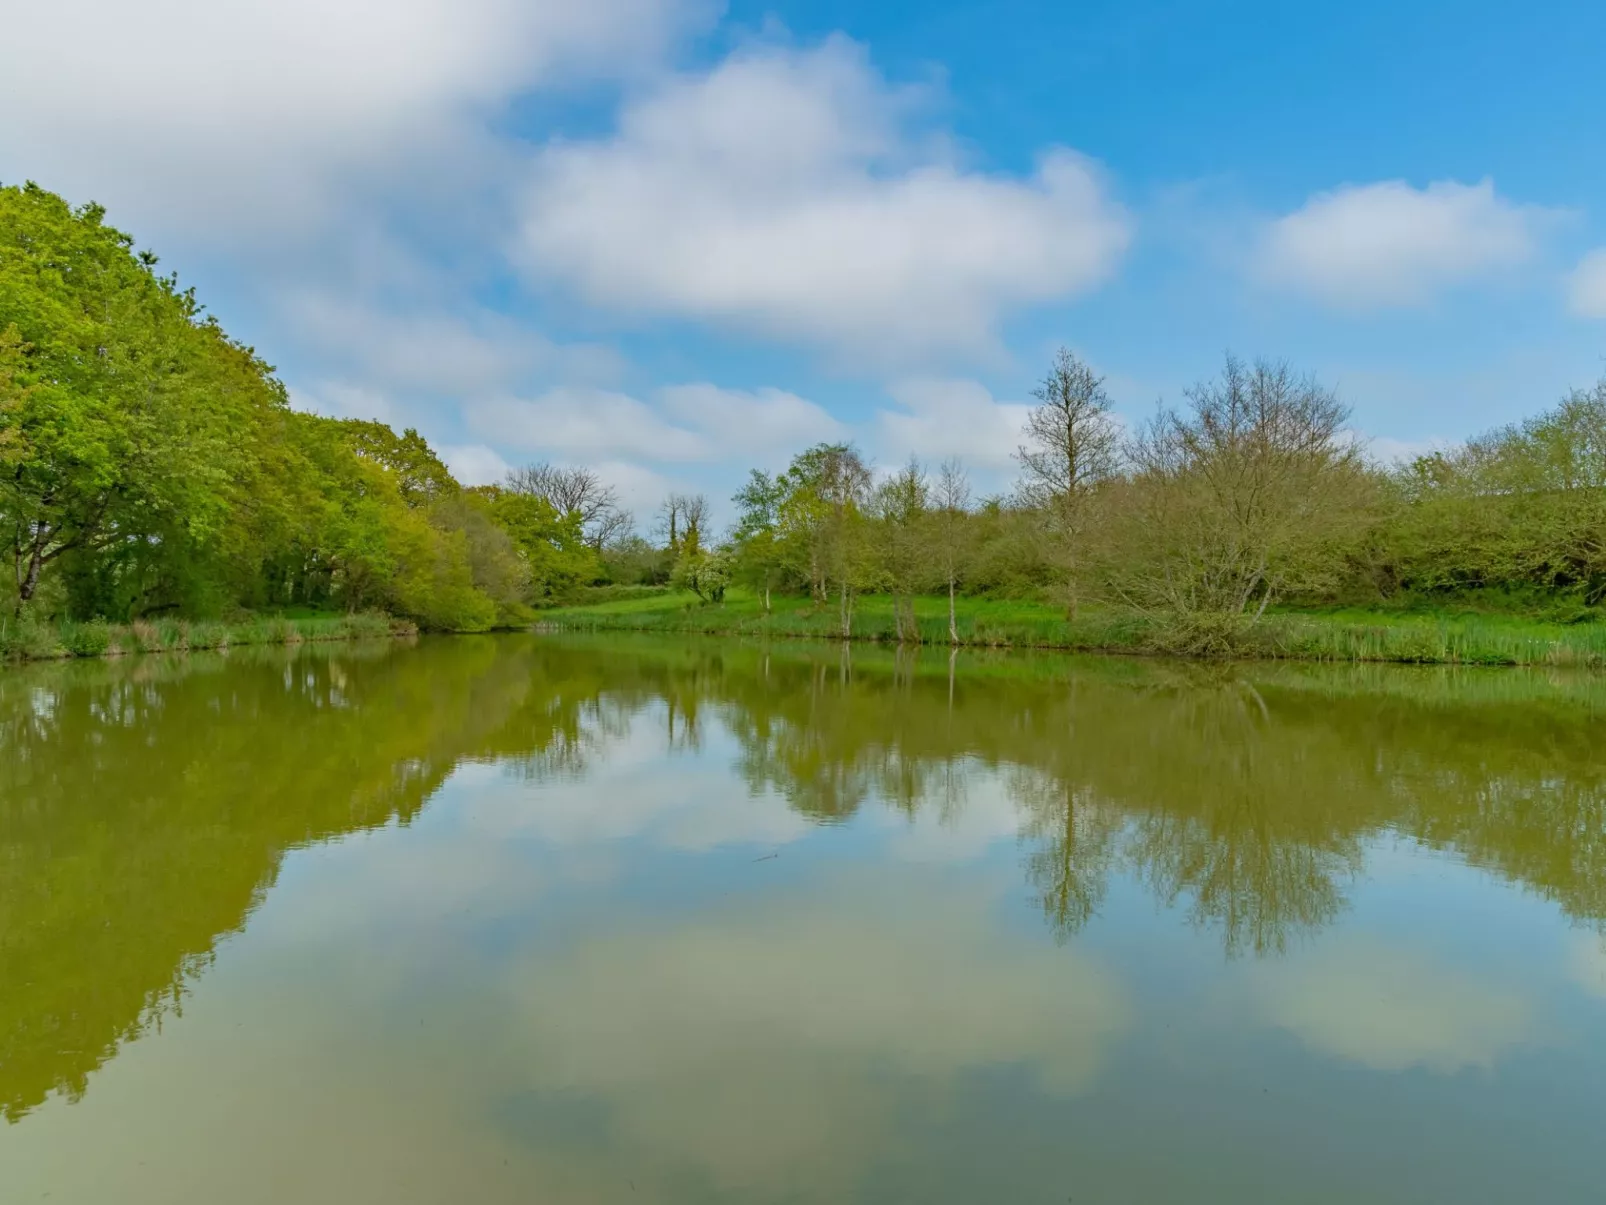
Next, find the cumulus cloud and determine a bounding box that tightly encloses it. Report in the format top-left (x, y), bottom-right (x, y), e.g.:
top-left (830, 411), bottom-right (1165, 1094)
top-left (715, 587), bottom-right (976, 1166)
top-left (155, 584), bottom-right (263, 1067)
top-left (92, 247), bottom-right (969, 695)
top-left (876, 378), bottom-right (1033, 471)
top-left (1569, 248), bottom-right (1606, 319)
top-left (438, 444), bottom-right (515, 487)
top-left (0, 0), bottom-right (706, 239)
top-left (1257, 179), bottom-right (1555, 308)
top-left (518, 36), bottom-right (1132, 362)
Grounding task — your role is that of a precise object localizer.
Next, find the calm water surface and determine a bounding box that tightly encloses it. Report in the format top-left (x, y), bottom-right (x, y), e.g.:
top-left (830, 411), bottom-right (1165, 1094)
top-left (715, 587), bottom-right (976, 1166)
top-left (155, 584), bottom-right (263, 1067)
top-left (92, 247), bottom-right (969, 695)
top-left (3, 634), bottom-right (1605, 1203)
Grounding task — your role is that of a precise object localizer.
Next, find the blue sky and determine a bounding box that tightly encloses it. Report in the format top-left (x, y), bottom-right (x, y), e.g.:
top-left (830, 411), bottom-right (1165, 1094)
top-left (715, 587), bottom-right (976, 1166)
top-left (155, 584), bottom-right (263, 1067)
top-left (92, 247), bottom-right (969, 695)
top-left (3, 0), bottom-right (1604, 518)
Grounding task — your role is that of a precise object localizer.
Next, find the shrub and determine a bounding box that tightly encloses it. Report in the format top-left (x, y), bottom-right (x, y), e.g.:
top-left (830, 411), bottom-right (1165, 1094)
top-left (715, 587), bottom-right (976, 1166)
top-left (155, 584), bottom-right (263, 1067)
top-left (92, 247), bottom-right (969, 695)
top-left (59, 620), bottom-right (112, 656)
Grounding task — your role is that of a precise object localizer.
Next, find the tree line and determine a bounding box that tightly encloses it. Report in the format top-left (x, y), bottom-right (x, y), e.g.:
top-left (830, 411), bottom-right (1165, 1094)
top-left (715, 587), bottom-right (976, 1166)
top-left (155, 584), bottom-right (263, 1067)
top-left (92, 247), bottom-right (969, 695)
top-left (7, 181), bottom-right (1606, 637)
top-left (677, 348), bottom-right (1606, 650)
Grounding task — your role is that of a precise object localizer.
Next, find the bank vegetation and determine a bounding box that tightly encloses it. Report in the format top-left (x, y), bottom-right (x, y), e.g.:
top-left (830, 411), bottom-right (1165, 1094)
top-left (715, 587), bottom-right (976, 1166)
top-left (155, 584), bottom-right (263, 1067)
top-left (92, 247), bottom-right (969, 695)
top-left (8, 181), bottom-right (1606, 663)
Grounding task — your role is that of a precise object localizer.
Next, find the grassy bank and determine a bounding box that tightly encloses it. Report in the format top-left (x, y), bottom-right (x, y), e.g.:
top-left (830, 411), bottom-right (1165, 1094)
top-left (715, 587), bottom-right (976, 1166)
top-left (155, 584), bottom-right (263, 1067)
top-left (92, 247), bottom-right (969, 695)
top-left (540, 589), bottom-right (1606, 667)
top-left (0, 612), bottom-right (414, 663)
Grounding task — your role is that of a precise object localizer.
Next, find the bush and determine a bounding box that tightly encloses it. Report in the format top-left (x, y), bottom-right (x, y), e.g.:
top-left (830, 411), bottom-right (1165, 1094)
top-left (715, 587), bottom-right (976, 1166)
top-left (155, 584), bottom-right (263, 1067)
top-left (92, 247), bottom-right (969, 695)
top-left (59, 620), bottom-right (112, 656)
top-left (0, 614), bottom-right (64, 659)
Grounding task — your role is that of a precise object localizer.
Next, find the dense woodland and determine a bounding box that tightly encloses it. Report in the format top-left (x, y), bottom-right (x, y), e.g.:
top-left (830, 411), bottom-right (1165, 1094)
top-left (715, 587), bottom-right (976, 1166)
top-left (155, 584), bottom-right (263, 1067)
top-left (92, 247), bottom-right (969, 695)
top-left (5, 182), bottom-right (1606, 644)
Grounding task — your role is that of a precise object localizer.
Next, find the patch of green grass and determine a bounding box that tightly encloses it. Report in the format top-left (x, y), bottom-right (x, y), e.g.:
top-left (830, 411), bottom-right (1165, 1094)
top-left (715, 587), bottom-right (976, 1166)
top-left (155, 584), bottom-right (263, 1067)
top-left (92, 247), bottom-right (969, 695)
top-left (0, 611), bottom-right (413, 665)
top-left (541, 590), bottom-right (1606, 667)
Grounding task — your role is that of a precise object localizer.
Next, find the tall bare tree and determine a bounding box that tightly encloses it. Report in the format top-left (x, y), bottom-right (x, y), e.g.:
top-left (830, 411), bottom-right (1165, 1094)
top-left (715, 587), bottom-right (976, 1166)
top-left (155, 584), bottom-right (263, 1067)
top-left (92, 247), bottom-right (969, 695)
top-left (1015, 347), bottom-right (1123, 617)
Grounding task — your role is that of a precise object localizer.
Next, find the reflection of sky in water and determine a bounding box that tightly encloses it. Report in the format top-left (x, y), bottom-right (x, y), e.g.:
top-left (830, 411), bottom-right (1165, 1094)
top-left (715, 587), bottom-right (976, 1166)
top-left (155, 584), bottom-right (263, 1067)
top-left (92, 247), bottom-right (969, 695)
top-left (5, 653), bottom-right (1606, 1205)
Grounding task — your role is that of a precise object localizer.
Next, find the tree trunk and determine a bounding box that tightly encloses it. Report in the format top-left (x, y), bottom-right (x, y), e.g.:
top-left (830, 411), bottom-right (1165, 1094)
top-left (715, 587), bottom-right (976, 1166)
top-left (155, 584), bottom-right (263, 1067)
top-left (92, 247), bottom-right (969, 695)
top-left (18, 545), bottom-right (44, 603)
top-left (763, 584), bottom-right (771, 614)
top-left (947, 578), bottom-right (958, 645)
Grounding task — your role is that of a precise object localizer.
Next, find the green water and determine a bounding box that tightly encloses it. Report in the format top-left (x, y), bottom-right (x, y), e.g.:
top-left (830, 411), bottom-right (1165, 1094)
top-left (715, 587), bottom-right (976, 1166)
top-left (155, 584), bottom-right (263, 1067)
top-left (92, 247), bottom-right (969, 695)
top-left (2, 634), bottom-right (1605, 1204)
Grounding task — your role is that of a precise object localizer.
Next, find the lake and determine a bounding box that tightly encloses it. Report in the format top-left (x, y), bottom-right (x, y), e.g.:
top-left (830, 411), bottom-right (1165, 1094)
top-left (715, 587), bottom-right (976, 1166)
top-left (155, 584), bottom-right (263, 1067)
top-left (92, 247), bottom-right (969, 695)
top-left (3, 633), bottom-right (1604, 1203)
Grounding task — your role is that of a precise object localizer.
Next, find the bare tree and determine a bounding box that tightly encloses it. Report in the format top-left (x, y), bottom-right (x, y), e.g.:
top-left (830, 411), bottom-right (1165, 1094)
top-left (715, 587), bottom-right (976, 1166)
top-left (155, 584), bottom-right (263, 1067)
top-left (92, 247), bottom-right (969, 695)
top-left (1015, 348), bottom-right (1123, 617)
top-left (591, 506), bottom-right (636, 551)
top-left (1100, 355), bottom-right (1370, 649)
top-left (929, 458), bottom-right (973, 644)
top-left (506, 462), bottom-right (624, 550)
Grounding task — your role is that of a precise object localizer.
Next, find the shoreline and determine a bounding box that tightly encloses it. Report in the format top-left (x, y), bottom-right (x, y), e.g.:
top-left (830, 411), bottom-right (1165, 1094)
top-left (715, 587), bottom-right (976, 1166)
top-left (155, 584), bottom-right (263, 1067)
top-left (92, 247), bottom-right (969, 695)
top-left (536, 595), bottom-right (1606, 669)
top-left (0, 614), bottom-right (419, 665)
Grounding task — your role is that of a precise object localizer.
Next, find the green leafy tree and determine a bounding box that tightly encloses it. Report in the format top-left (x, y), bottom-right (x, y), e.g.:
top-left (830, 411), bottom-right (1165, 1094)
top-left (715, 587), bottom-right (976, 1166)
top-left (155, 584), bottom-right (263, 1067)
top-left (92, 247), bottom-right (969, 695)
top-left (731, 470), bottom-right (786, 612)
top-left (0, 184), bottom-right (260, 609)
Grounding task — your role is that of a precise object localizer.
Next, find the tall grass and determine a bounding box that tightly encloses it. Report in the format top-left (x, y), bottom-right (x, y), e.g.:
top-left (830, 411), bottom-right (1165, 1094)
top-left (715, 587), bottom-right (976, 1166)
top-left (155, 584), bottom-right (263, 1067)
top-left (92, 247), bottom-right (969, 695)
top-left (0, 612), bottom-right (410, 664)
top-left (541, 589), bottom-right (1606, 668)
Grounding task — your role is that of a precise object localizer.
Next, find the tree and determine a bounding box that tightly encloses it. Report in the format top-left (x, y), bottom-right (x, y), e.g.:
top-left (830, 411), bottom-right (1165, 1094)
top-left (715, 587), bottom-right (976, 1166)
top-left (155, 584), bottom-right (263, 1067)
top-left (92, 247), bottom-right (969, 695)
top-left (731, 470), bottom-right (786, 613)
top-left (671, 547), bottom-right (730, 603)
top-left (0, 183), bottom-right (263, 609)
top-left (928, 459), bottom-right (974, 644)
top-left (505, 462), bottom-right (624, 551)
top-left (340, 420), bottom-right (457, 506)
top-left (656, 492), bottom-right (709, 558)
top-left (785, 444), bottom-right (874, 637)
top-left (870, 458), bottom-right (928, 643)
top-left (1099, 356), bottom-right (1371, 649)
top-left (472, 486), bottom-right (598, 601)
top-left (1015, 347), bottom-right (1122, 617)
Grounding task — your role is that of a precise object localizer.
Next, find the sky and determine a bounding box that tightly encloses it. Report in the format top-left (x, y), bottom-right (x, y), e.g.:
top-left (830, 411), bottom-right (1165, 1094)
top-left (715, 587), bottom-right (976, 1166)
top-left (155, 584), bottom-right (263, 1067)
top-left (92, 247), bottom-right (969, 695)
top-left (3, 0), bottom-right (1605, 520)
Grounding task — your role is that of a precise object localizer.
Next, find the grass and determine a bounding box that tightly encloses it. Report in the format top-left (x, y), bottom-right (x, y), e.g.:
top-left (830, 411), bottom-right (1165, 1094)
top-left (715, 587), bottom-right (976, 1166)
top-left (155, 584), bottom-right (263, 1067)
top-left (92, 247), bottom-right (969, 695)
top-left (0, 612), bottom-right (412, 664)
top-left (540, 588), bottom-right (1606, 668)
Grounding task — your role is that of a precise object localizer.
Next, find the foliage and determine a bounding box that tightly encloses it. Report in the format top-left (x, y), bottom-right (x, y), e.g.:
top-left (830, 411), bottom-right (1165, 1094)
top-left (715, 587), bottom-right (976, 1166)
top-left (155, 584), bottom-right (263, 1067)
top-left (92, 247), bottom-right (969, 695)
top-left (0, 183), bottom-right (589, 632)
top-left (670, 547), bottom-right (730, 603)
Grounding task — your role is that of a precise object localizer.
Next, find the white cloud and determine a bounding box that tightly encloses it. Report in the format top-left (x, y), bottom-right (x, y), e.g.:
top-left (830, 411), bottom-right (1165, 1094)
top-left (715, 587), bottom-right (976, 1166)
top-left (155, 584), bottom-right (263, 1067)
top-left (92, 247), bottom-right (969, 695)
top-left (438, 444), bottom-right (514, 487)
top-left (1258, 179), bottom-right (1554, 308)
top-left (1569, 248), bottom-right (1606, 319)
top-left (518, 37), bottom-right (1132, 362)
top-left (660, 384), bottom-right (845, 458)
top-left (876, 378), bottom-right (1032, 471)
top-left (284, 294), bottom-right (624, 397)
top-left (1250, 939), bottom-right (1537, 1072)
top-left (468, 388), bottom-right (711, 462)
top-left (466, 382), bottom-right (844, 471)
top-left (0, 0), bottom-right (705, 239)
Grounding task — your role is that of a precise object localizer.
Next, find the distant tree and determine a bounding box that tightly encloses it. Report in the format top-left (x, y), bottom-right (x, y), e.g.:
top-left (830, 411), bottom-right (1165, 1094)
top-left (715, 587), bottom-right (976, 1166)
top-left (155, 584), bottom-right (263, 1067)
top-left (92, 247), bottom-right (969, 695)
top-left (505, 462), bottom-right (624, 551)
top-left (731, 470), bottom-right (786, 613)
top-left (928, 459), bottom-right (974, 644)
top-left (1015, 348), bottom-right (1123, 618)
top-left (657, 492), bottom-right (709, 558)
top-left (671, 547), bottom-right (730, 604)
top-left (1099, 356), bottom-right (1372, 650)
top-left (870, 458), bottom-right (928, 642)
